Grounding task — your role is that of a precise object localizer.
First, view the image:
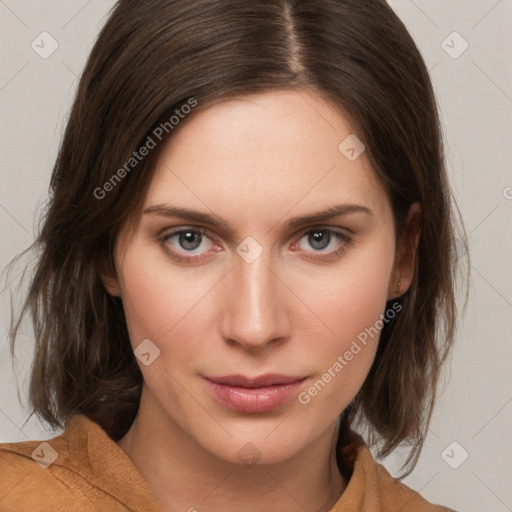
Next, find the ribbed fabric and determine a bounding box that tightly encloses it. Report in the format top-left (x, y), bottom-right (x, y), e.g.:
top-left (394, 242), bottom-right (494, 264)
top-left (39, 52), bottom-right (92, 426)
top-left (0, 414), bottom-right (455, 512)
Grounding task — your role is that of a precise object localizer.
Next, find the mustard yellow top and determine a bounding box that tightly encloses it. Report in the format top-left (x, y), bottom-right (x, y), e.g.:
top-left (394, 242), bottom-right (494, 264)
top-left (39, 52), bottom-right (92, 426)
top-left (0, 414), bottom-right (455, 511)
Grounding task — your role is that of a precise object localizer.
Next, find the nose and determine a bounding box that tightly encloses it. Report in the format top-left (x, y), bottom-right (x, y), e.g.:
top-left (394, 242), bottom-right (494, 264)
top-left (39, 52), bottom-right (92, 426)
top-left (220, 248), bottom-right (290, 352)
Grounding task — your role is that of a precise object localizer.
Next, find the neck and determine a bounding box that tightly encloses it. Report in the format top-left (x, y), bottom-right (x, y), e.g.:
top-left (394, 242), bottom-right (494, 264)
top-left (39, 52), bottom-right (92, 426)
top-left (116, 387), bottom-right (346, 512)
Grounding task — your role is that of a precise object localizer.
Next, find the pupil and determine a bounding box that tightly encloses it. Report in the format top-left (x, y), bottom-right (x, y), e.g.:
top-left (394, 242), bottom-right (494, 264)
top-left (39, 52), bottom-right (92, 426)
top-left (180, 231), bottom-right (200, 250)
top-left (310, 230), bottom-right (329, 250)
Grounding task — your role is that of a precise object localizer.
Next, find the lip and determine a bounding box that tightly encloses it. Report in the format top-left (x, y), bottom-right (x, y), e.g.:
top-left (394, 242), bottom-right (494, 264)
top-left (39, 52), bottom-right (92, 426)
top-left (203, 374), bottom-right (307, 413)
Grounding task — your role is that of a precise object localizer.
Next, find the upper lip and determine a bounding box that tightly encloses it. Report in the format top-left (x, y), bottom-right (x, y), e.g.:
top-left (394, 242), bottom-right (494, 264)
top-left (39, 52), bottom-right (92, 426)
top-left (205, 374), bottom-right (306, 388)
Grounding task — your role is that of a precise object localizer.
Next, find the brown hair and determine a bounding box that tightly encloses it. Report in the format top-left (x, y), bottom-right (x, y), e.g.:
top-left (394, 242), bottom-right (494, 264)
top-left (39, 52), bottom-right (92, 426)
top-left (6, 0), bottom-right (468, 475)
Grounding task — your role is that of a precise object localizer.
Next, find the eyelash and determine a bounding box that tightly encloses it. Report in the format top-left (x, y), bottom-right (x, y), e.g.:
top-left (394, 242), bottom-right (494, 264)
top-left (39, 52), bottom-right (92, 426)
top-left (158, 226), bottom-right (352, 263)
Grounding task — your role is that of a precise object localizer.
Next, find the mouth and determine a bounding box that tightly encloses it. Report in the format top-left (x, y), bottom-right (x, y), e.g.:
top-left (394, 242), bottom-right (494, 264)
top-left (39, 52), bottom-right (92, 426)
top-left (202, 374), bottom-right (307, 413)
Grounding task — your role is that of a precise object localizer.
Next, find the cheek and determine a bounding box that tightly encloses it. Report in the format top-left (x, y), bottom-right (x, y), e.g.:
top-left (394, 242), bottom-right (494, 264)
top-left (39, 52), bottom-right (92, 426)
top-left (296, 240), bottom-right (395, 403)
top-left (300, 236), bottom-right (395, 340)
top-left (118, 246), bottom-right (217, 362)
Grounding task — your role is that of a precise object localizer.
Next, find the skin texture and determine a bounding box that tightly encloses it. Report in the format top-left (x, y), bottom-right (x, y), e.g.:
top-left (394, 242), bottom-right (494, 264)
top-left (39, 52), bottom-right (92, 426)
top-left (103, 89), bottom-right (420, 512)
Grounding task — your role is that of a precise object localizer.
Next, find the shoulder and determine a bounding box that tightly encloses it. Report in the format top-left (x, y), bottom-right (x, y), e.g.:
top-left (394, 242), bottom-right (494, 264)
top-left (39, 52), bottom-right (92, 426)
top-left (0, 414), bottom-right (163, 512)
top-left (335, 431), bottom-right (457, 512)
top-left (0, 431), bottom-right (96, 512)
top-left (361, 445), bottom-right (457, 512)
top-left (0, 415), bottom-right (122, 512)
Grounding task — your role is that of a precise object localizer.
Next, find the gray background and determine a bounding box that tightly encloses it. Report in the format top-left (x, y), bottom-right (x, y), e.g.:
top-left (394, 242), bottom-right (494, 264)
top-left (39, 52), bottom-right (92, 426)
top-left (1, 1), bottom-right (511, 511)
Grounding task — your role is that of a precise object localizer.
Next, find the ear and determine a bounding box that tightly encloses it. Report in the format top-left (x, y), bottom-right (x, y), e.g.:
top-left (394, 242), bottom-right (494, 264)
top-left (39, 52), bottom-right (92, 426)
top-left (388, 202), bottom-right (422, 300)
top-left (98, 253), bottom-right (122, 297)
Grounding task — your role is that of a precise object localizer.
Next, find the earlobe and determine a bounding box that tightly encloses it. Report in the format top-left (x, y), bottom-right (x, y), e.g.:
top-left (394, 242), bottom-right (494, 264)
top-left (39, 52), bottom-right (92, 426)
top-left (388, 202), bottom-right (422, 299)
top-left (101, 273), bottom-right (122, 296)
top-left (98, 255), bottom-right (122, 297)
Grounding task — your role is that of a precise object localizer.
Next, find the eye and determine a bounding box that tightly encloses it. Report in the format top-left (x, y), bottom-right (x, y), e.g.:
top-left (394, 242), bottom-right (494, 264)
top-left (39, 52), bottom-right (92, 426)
top-left (292, 228), bottom-right (351, 261)
top-left (159, 227), bottom-right (217, 262)
top-left (158, 226), bottom-right (351, 264)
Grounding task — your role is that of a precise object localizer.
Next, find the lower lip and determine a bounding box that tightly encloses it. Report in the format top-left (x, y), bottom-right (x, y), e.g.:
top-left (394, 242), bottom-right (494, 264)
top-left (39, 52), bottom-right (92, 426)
top-left (203, 378), bottom-right (306, 413)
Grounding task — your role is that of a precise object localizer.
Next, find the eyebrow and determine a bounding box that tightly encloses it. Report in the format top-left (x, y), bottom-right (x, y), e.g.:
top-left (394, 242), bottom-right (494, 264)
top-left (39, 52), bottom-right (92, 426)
top-left (142, 203), bottom-right (373, 233)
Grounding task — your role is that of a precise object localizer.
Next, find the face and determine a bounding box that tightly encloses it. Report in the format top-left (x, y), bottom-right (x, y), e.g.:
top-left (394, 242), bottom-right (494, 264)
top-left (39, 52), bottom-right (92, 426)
top-left (106, 89), bottom-right (410, 466)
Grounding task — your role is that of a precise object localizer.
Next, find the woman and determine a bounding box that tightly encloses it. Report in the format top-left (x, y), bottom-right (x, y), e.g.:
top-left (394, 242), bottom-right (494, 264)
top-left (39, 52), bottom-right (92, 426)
top-left (0, 0), bottom-right (467, 511)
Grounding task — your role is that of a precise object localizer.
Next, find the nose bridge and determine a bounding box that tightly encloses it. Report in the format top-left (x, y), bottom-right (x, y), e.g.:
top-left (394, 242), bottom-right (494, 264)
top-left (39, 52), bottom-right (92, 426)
top-left (222, 245), bottom-right (287, 349)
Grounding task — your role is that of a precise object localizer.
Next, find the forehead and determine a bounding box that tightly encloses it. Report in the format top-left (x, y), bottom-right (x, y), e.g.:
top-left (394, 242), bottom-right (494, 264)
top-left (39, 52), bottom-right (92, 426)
top-left (144, 89), bottom-right (391, 226)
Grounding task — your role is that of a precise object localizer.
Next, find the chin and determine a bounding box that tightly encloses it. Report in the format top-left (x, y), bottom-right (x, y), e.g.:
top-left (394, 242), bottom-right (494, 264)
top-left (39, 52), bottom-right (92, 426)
top-left (193, 418), bottom-right (321, 467)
